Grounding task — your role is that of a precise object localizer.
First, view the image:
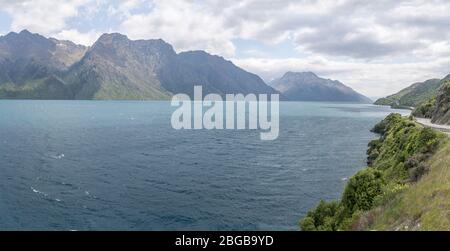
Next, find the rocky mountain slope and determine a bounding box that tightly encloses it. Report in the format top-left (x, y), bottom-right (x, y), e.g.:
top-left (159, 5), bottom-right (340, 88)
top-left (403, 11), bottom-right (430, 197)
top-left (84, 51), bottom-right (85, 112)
top-left (431, 81), bottom-right (450, 124)
top-left (269, 72), bottom-right (371, 103)
top-left (413, 79), bottom-right (450, 125)
top-left (0, 30), bottom-right (87, 99)
top-left (0, 30), bottom-right (277, 100)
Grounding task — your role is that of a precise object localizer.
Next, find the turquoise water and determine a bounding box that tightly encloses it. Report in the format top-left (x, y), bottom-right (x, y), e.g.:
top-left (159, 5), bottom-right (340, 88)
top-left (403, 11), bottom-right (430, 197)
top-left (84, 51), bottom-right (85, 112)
top-left (0, 101), bottom-right (409, 230)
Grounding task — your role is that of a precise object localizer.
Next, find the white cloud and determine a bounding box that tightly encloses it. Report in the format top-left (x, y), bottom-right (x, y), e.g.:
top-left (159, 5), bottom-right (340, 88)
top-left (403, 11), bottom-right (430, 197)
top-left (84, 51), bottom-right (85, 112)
top-left (2, 0), bottom-right (450, 96)
top-left (119, 0), bottom-right (236, 57)
top-left (233, 56), bottom-right (450, 97)
top-left (106, 0), bottom-right (148, 19)
top-left (0, 0), bottom-right (91, 35)
top-left (53, 29), bottom-right (100, 46)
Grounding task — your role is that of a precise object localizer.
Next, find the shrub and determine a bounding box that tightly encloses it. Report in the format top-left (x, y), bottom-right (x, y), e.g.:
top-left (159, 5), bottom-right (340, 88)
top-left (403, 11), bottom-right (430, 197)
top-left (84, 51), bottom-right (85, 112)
top-left (371, 113), bottom-right (402, 134)
top-left (341, 168), bottom-right (385, 215)
top-left (299, 114), bottom-right (445, 230)
top-left (404, 153), bottom-right (433, 182)
top-left (417, 128), bottom-right (441, 154)
top-left (412, 97), bottom-right (436, 118)
top-left (367, 139), bottom-right (382, 166)
top-left (300, 200), bottom-right (339, 231)
top-left (409, 162), bottom-right (429, 182)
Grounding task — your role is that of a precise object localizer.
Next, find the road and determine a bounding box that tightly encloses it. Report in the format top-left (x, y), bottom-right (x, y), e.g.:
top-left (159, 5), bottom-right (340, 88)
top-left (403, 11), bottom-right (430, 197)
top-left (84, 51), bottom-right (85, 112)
top-left (415, 118), bottom-right (450, 135)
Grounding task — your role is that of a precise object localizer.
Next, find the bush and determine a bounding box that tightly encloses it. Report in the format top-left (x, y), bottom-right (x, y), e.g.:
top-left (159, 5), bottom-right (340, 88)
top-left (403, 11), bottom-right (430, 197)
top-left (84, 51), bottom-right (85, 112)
top-left (367, 139), bottom-right (382, 166)
top-left (417, 128), bottom-right (441, 154)
top-left (299, 217), bottom-right (316, 231)
top-left (412, 97), bottom-right (436, 118)
top-left (300, 114), bottom-right (445, 230)
top-left (372, 183), bottom-right (409, 207)
top-left (371, 113), bottom-right (402, 134)
top-left (300, 200), bottom-right (339, 231)
top-left (409, 162), bottom-right (429, 182)
top-left (341, 168), bottom-right (385, 215)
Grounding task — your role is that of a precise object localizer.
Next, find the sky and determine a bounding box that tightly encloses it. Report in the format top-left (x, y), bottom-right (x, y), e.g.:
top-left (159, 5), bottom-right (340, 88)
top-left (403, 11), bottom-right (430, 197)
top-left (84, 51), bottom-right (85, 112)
top-left (1, 0), bottom-right (450, 98)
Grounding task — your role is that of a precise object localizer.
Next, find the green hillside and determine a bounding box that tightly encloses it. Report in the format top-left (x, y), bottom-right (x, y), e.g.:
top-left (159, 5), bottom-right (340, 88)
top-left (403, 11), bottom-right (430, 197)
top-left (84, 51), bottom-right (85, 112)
top-left (300, 114), bottom-right (449, 231)
top-left (375, 79), bottom-right (442, 109)
top-left (356, 139), bottom-right (450, 230)
top-left (0, 76), bottom-right (72, 99)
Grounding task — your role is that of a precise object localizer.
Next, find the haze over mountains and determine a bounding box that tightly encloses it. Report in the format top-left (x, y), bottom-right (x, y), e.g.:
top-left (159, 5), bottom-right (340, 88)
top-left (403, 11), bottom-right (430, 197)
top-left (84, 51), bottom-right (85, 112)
top-left (269, 72), bottom-right (372, 103)
top-left (0, 30), bottom-right (371, 102)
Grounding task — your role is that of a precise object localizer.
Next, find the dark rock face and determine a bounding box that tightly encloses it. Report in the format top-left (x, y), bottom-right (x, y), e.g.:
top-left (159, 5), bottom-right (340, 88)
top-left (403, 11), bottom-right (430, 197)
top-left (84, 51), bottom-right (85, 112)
top-left (0, 31), bottom-right (278, 100)
top-left (0, 30), bottom-right (87, 99)
top-left (431, 80), bottom-right (450, 125)
top-left (160, 50), bottom-right (277, 97)
top-left (269, 72), bottom-right (371, 103)
top-left (411, 75), bottom-right (450, 125)
top-left (0, 30), bottom-right (87, 73)
top-left (65, 33), bottom-right (175, 99)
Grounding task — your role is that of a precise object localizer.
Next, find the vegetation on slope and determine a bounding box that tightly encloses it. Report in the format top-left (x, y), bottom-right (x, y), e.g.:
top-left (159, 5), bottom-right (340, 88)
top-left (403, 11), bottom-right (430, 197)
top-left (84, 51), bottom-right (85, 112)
top-left (412, 97), bottom-right (436, 119)
top-left (300, 113), bottom-right (448, 231)
top-left (0, 76), bottom-right (72, 99)
top-left (413, 80), bottom-right (450, 125)
top-left (374, 79), bottom-right (442, 109)
top-left (354, 140), bottom-right (450, 230)
top-left (430, 81), bottom-right (450, 124)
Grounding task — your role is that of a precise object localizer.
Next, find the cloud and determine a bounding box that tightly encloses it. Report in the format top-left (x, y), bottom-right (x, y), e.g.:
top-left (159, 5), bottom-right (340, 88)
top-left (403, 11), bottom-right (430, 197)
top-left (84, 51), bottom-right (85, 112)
top-left (0, 0), bottom-right (91, 35)
top-left (119, 0), bottom-right (236, 57)
top-left (1, 0), bottom-right (450, 96)
top-left (233, 56), bottom-right (450, 97)
top-left (116, 0), bottom-right (450, 61)
top-left (53, 29), bottom-right (101, 45)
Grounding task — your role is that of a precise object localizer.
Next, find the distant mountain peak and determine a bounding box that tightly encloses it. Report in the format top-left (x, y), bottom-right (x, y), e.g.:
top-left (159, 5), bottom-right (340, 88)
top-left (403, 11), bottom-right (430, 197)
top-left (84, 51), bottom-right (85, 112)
top-left (270, 71), bottom-right (371, 103)
top-left (0, 29), bottom-right (87, 72)
top-left (94, 33), bottom-right (130, 47)
top-left (3, 29), bottom-right (47, 42)
top-left (92, 33), bottom-right (175, 53)
top-left (2, 29), bottom-right (35, 37)
top-left (98, 32), bottom-right (129, 40)
top-left (0, 30), bottom-right (277, 100)
top-left (283, 71), bottom-right (318, 78)
top-left (179, 50), bottom-right (228, 63)
top-left (19, 29), bottom-right (32, 35)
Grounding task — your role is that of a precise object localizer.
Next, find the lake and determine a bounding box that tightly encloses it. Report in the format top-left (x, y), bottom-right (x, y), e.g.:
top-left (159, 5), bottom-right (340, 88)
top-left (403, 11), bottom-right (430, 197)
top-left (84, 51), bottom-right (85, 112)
top-left (0, 101), bottom-right (409, 230)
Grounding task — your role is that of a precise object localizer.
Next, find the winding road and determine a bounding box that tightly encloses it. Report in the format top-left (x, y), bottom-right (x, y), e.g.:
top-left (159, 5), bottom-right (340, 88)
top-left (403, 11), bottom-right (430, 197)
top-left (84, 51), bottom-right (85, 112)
top-left (415, 118), bottom-right (450, 135)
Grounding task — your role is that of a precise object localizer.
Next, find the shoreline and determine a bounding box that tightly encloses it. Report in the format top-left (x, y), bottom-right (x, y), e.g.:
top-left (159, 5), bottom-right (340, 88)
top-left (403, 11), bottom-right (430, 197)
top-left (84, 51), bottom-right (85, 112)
top-left (300, 113), bottom-right (449, 231)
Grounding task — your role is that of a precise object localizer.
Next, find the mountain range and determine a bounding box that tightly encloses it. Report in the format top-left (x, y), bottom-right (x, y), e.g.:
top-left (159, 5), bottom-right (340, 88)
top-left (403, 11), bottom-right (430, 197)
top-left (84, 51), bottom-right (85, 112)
top-left (269, 71), bottom-right (372, 103)
top-left (0, 30), bottom-right (371, 102)
top-left (0, 30), bottom-right (276, 100)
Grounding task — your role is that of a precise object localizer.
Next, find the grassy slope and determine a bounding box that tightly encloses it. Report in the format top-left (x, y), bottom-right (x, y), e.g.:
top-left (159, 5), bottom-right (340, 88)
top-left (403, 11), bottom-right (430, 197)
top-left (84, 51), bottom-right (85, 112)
top-left (300, 114), bottom-right (449, 231)
top-left (360, 139), bottom-right (450, 230)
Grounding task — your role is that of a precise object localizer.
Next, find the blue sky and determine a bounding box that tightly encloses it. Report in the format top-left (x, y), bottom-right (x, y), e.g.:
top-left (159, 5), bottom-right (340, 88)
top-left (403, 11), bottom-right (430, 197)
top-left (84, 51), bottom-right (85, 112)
top-left (1, 0), bottom-right (450, 98)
